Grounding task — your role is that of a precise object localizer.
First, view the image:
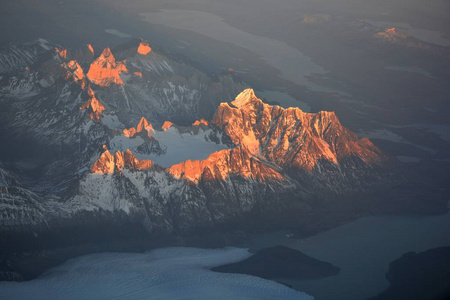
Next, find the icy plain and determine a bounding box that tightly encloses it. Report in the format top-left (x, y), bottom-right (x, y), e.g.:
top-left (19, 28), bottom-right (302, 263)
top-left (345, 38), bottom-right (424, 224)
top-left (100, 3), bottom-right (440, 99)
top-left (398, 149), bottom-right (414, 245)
top-left (0, 247), bottom-right (313, 300)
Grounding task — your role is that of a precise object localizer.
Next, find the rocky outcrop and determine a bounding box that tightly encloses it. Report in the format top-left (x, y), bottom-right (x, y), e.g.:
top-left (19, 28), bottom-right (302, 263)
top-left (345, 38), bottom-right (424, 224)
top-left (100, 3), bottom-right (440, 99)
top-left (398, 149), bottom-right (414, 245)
top-left (123, 117), bottom-right (155, 138)
top-left (61, 60), bottom-right (84, 82)
top-left (55, 47), bottom-right (69, 59)
top-left (79, 87), bottom-right (105, 120)
top-left (167, 146), bottom-right (285, 183)
top-left (90, 148), bottom-right (154, 174)
top-left (192, 119), bottom-right (209, 126)
top-left (123, 149), bottom-right (154, 171)
top-left (86, 48), bottom-right (128, 86)
top-left (90, 148), bottom-right (116, 174)
top-left (87, 44), bottom-right (94, 55)
top-left (161, 121), bottom-right (174, 131)
top-left (137, 41), bottom-right (152, 55)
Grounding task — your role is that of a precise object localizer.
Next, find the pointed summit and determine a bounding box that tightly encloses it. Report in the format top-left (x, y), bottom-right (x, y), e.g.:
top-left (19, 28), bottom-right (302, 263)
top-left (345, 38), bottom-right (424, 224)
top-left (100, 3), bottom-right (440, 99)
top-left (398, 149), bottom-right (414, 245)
top-left (136, 116), bottom-right (155, 134)
top-left (123, 116), bottom-right (155, 138)
top-left (101, 47), bottom-right (112, 57)
top-left (90, 149), bottom-right (115, 174)
top-left (98, 47), bottom-right (116, 64)
top-left (231, 89), bottom-right (259, 108)
top-left (86, 47), bottom-right (128, 86)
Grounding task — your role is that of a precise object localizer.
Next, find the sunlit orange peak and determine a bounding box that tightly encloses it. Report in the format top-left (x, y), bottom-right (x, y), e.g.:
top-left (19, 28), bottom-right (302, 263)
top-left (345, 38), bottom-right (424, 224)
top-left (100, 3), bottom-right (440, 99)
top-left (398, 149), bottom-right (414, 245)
top-left (231, 88), bottom-right (258, 108)
top-left (137, 42), bottom-right (152, 55)
top-left (192, 119), bottom-right (209, 126)
top-left (90, 149), bottom-right (153, 174)
top-left (86, 47), bottom-right (128, 86)
top-left (62, 60), bottom-right (84, 82)
top-left (123, 117), bottom-right (154, 138)
top-left (161, 121), bottom-right (174, 131)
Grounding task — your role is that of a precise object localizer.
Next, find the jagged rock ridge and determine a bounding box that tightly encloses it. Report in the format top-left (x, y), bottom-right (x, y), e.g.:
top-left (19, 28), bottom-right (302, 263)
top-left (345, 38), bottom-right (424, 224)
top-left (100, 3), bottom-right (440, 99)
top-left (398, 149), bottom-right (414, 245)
top-left (90, 89), bottom-right (390, 194)
top-left (90, 147), bottom-right (153, 174)
top-left (213, 89), bottom-right (386, 170)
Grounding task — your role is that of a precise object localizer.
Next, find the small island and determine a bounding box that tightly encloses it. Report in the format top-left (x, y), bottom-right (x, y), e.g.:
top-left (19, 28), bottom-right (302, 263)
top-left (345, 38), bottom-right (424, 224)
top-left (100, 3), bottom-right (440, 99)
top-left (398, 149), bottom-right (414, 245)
top-left (211, 245), bottom-right (340, 280)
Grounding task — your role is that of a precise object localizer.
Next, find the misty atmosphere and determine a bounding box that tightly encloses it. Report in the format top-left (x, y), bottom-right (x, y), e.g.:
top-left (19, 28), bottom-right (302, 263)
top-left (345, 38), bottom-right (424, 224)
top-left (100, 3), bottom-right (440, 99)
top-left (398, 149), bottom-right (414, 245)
top-left (0, 0), bottom-right (449, 299)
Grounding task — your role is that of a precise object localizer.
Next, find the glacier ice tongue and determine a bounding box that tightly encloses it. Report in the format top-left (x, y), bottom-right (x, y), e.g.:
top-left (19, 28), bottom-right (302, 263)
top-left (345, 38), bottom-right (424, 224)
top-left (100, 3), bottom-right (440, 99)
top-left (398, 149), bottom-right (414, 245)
top-left (0, 247), bottom-right (313, 300)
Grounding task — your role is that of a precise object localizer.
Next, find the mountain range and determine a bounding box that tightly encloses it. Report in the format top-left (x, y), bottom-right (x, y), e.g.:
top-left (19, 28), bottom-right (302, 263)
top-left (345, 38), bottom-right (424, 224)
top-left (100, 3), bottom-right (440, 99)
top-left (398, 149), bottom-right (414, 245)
top-left (0, 38), bottom-right (446, 280)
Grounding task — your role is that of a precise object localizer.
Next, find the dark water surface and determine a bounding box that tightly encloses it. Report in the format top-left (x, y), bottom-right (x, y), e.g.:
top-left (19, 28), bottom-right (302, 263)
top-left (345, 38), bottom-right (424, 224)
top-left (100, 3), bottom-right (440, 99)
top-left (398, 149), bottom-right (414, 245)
top-left (240, 207), bottom-right (450, 300)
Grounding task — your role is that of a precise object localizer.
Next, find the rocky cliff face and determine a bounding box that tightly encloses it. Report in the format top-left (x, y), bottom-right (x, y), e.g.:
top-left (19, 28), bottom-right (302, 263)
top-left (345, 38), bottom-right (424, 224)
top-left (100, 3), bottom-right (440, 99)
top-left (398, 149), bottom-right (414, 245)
top-left (90, 148), bottom-right (154, 174)
top-left (167, 146), bottom-right (285, 184)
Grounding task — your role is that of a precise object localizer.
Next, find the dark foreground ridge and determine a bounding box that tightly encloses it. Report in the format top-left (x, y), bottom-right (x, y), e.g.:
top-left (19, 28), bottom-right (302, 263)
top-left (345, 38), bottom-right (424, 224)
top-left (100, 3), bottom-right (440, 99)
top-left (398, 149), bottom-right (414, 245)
top-left (211, 245), bottom-right (340, 280)
top-left (369, 246), bottom-right (450, 300)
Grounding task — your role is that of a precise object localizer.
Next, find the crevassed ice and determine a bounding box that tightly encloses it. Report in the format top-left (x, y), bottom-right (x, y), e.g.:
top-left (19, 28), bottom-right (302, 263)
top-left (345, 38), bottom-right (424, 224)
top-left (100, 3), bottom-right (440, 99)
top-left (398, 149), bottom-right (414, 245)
top-left (0, 247), bottom-right (313, 300)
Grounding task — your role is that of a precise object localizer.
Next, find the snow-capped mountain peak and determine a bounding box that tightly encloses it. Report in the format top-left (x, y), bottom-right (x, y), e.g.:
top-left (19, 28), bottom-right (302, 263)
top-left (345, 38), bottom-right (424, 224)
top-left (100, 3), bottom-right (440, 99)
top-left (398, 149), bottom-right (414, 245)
top-left (231, 88), bottom-right (258, 108)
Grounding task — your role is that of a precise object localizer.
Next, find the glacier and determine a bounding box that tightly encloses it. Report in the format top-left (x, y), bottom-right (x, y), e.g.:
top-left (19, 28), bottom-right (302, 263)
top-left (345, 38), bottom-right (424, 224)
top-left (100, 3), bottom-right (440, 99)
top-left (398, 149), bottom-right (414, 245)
top-left (0, 247), bottom-right (313, 300)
